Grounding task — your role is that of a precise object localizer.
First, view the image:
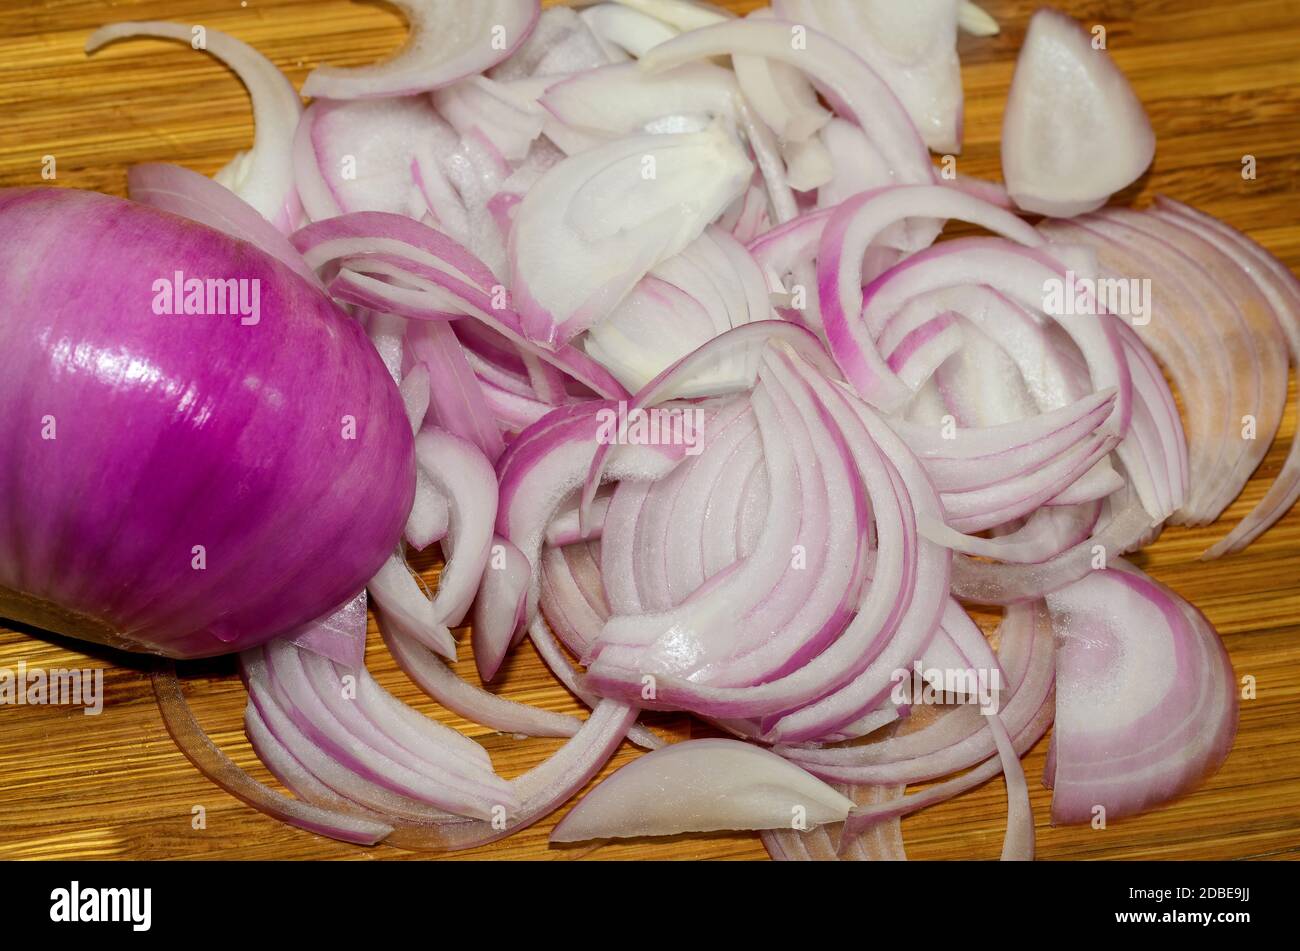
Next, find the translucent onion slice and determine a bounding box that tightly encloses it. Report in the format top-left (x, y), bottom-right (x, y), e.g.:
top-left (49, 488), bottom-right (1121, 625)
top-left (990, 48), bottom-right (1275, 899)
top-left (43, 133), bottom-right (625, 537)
top-left (382, 616), bottom-right (581, 739)
top-left (780, 599), bottom-right (1052, 785)
top-left (294, 97), bottom-right (457, 222)
top-left (491, 5), bottom-right (613, 81)
top-left (292, 211), bottom-right (631, 399)
top-left (860, 237), bottom-right (1133, 438)
top-left (1102, 206), bottom-right (1286, 515)
top-left (153, 663), bottom-right (393, 845)
top-left (386, 700), bottom-right (637, 851)
top-left (259, 641), bottom-right (512, 818)
top-left (283, 591), bottom-right (369, 671)
top-left (497, 402), bottom-right (689, 637)
top-left (1040, 213), bottom-right (1273, 526)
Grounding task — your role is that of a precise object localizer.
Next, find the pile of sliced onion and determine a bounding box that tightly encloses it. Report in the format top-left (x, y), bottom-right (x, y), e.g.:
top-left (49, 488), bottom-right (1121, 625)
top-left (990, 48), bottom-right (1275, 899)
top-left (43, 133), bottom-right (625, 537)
top-left (61, 0), bottom-right (1300, 860)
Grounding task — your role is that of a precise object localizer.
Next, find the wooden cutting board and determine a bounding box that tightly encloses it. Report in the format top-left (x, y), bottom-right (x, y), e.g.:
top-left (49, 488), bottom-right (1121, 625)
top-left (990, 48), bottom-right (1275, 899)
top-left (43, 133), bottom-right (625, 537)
top-left (1, 0), bottom-right (1299, 861)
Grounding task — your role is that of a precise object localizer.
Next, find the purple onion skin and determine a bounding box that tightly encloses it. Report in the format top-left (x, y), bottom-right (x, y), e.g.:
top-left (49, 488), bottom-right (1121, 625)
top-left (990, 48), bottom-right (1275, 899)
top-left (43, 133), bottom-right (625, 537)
top-left (0, 189), bottom-right (414, 658)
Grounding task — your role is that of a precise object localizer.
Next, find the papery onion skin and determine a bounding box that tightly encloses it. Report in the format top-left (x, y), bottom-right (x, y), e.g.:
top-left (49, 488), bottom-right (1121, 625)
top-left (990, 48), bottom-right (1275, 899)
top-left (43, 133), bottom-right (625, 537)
top-left (0, 189), bottom-right (414, 658)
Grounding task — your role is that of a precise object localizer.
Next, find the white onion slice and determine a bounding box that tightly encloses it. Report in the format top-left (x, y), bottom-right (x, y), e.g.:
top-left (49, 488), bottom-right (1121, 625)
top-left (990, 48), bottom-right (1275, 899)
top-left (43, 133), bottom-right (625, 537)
top-left (773, 0), bottom-right (964, 154)
top-left (1001, 9), bottom-right (1155, 217)
top-left (580, 3), bottom-right (678, 59)
top-left (509, 123), bottom-right (752, 348)
top-left (550, 738), bottom-right (854, 841)
top-left (302, 0), bottom-right (542, 100)
top-left (86, 21), bottom-right (302, 230)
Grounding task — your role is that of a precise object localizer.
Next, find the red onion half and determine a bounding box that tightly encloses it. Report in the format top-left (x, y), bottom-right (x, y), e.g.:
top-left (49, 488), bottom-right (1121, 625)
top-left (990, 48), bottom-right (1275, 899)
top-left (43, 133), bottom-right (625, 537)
top-left (0, 189), bottom-right (413, 657)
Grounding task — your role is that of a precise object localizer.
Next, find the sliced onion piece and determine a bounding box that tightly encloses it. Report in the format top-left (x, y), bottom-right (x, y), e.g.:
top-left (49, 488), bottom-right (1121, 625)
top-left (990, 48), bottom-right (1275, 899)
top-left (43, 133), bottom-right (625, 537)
top-left (550, 739), bottom-right (854, 842)
top-left (1153, 197), bottom-right (1300, 556)
top-left (584, 227), bottom-right (773, 393)
top-left (988, 712), bottom-right (1034, 860)
top-left (587, 349), bottom-right (949, 729)
top-left (243, 701), bottom-right (391, 823)
top-left (298, 98), bottom-right (451, 221)
top-left (608, 0), bottom-right (730, 32)
top-left (641, 18), bottom-right (934, 189)
top-left (292, 211), bottom-right (631, 399)
top-left (732, 9), bottom-right (830, 144)
top-left (1103, 206), bottom-right (1285, 514)
top-left (259, 641), bottom-right (511, 818)
top-left (580, 3), bottom-right (678, 59)
top-left (368, 552), bottom-right (456, 660)
top-left (960, 1), bottom-right (999, 36)
top-left (433, 76), bottom-right (545, 163)
top-left (773, 0), bottom-right (964, 154)
top-left (245, 673), bottom-right (456, 823)
top-left (540, 62), bottom-right (739, 136)
top-left (840, 683), bottom-right (1054, 856)
top-left (153, 663), bottom-right (392, 845)
top-left (591, 353), bottom-right (867, 692)
top-left (302, 0), bottom-right (542, 100)
top-left (415, 429), bottom-right (498, 628)
top-left (1046, 562), bottom-right (1236, 824)
top-left (783, 136), bottom-right (835, 193)
top-left (509, 123), bottom-right (752, 348)
top-left (765, 782), bottom-right (908, 862)
top-left (952, 489), bottom-right (1155, 604)
top-left (86, 21), bottom-right (303, 230)
top-left (1040, 213), bottom-right (1266, 525)
top-left (386, 700), bottom-right (637, 851)
top-left (406, 471), bottom-right (450, 553)
top-left (890, 388), bottom-right (1117, 494)
top-left (382, 616), bottom-right (580, 739)
top-left (923, 501), bottom-right (1102, 565)
top-left (540, 540), bottom-right (610, 655)
top-left (498, 402), bottom-right (688, 636)
top-left (471, 535), bottom-right (530, 682)
top-left (861, 237), bottom-right (1132, 437)
top-left (781, 599), bottom-right (1051, 784)
top-left (818, 186), bottom-right (1043, 410)
top-left (1001, 9), bottom-right (1154, 217)
top-left (755, 362), bottom-right (951, 742)
top-left (578, 321), bottom-right (838, 533)
top-left (493, 6), bottom-right (614, 82)
top-left (408, 321), bottom-right (507, 463)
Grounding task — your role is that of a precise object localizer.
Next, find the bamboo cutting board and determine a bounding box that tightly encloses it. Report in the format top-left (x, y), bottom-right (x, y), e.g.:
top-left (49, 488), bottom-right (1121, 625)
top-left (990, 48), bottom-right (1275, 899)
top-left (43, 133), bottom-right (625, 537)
top-left (1, 0), bottom-right (1299, 861)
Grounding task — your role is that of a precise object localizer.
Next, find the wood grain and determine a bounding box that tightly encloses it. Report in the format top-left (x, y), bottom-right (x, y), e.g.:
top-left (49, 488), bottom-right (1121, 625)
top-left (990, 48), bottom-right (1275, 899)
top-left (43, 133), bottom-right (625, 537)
top-left (1, 0), bottom-right (1299, 861)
